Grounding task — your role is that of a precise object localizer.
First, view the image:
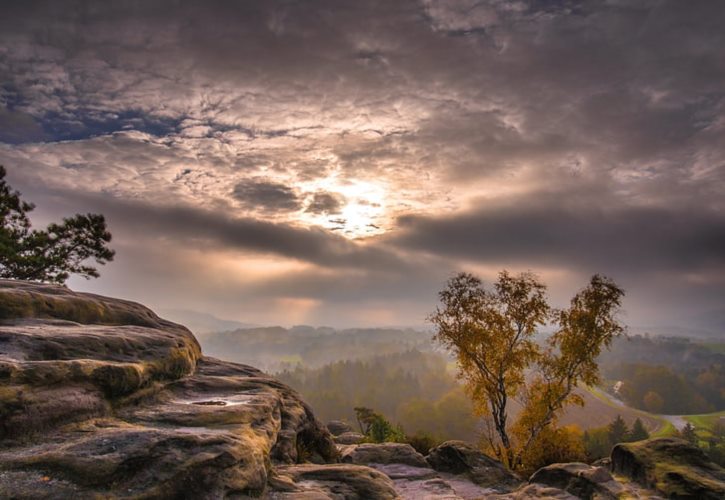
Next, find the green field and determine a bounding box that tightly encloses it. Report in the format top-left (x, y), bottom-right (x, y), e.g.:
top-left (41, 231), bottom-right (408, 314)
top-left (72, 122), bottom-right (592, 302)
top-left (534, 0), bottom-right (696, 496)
top-left (558, 385), bottom-right (667, 434)
top-left (685, 411), bottom-right (725, 430)
top-left (683, 410), bottom-right (725, 445)
top-left (650, 420), bottom-right (676, 438)
top-left (584, 386), bottom-right (725, 442)
top-left (699, 342), bottom-right (725, 354)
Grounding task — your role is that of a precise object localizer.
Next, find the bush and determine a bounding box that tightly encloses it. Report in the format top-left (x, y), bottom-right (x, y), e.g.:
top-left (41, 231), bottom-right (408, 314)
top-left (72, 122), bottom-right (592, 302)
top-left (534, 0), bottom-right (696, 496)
top-left (406, 431), bottom-right (442, 455)
top-left (519, 425), bottom-right (586, 473)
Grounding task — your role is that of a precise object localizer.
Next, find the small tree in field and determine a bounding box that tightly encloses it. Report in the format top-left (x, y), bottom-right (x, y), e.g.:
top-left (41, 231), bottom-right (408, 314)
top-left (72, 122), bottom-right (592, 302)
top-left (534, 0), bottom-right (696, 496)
top-left (680, 422), bottom-right (698, 445)
top-left (630, 418), bottom-right (649, 441)
top-left (430, 271), bottom-right (624, 469)
top-left (608, 415), bottom-right (629, 444)
top-left (0, 166), bottom-right (114, 284)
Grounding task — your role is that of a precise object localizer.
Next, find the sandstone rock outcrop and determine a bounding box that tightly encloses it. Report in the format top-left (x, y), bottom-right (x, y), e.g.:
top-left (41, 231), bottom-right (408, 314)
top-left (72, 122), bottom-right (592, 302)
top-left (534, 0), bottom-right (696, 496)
top-left (527, 462), bottom-right (624, 499)
top-left (270, 463), bottom-right (399, 499)
top-left (0, 280), bottom-right (342, 498)
top-left (426, 440), bottom-right (521, 492)
top-left (326, 419), bottom-right (354, 436)
top-left (341, 442), bottom-right (429, 468)
top-left (334, 431), bottom-right (365, 445)
top-left (340, 442), bottom-right (504, 499)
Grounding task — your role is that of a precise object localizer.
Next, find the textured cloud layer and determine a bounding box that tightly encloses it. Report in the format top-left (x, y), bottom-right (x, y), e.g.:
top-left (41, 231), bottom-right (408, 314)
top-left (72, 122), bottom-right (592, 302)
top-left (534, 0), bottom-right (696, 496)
top-left (1, 0), bottom-right (723, 330)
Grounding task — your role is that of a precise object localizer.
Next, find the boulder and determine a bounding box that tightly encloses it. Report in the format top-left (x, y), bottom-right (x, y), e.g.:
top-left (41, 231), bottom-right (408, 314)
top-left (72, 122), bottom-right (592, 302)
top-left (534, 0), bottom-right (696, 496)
top-left (611, 437), bottom-right (725, 499)
top-left (528, 462), bottom-right (624, 499)
top-left (425, 440), bottom-right (521, 491)
top-left (326, 419), bottom-right (354, 436)
top-left (341, 442), bottom-right (429, 468)
top-left (489, 483), bottom-right (579, 499)
top-left (334, 431), bottom-right (365, 445)
top-left (0, 280), bottom-right (336, 498)
top-left (270, 463), bottom-right (398, 499)
top-left (392, 475), bottom-right (461, 499)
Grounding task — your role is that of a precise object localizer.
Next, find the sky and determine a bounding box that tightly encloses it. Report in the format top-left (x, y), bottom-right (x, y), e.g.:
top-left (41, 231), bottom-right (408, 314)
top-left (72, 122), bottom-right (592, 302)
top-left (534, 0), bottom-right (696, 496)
top-left (1, 0), bottom-right (723, 332)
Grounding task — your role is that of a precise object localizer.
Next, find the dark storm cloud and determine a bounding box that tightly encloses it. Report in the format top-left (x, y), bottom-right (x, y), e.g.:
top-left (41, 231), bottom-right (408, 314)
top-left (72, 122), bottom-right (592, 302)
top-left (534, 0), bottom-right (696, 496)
top-left (0, 108), bottom-right (46, 143)
top-left (232, 179), bottom-right (302, 212)
top-left (42, 190), bottom-right (412, 274)
top-left (390, 196), bottom-right (725, 275)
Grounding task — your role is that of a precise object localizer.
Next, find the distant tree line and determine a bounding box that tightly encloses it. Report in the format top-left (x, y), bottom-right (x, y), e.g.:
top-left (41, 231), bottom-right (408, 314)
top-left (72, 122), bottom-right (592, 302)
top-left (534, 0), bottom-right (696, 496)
top-left (599, 336), bottom-right (724, 414)
top-left (277, 350), bottom-right (479, 443)
top-left (602, 364), bottom-right (723, 415)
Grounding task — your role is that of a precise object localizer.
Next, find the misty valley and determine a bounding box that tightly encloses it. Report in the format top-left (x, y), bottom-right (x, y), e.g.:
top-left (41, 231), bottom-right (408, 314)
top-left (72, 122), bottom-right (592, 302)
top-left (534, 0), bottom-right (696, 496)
top-left (196, 323), bottom-right (725, 468)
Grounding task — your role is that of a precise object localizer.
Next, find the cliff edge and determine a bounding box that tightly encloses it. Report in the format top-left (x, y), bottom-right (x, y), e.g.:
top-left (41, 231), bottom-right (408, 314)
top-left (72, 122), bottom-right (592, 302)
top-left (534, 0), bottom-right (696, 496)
top-left (0, 280), bottom-right (382, 498)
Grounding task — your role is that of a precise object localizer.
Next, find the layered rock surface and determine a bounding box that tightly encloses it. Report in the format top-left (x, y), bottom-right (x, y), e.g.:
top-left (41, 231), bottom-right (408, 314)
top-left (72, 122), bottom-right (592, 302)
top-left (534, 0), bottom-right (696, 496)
top-left (0, 281), bottom-right (339, 498)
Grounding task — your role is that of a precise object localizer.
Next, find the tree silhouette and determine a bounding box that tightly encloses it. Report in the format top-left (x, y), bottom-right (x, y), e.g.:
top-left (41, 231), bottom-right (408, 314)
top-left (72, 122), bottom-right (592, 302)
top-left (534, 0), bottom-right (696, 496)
top-left (0, 166), bottom-right (114, 283)
top-left (608, 415), bottom-right (629, 445)
top-left (630, 418), bottom-right (649, 441)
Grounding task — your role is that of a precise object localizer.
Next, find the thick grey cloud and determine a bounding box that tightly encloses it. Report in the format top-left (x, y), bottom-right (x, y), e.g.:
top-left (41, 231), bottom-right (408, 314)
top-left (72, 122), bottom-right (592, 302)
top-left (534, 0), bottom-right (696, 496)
top-left (390, 195), bottom-right (725, 275)
top-left (232, 179), bottom-right (302, 213)
top-left (0, 0), bottom-right (723, 331)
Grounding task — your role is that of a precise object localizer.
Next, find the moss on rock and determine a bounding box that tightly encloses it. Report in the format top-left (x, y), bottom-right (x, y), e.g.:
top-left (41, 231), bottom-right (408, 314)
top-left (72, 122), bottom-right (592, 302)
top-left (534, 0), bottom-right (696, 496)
top-left (611, 437), bottom-right (725, 499)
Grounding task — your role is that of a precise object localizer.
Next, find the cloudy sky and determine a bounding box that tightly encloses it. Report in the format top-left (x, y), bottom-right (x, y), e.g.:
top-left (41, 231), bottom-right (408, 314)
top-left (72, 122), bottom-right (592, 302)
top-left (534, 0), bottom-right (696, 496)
top-left (1, 0), bottom-right (723, 331)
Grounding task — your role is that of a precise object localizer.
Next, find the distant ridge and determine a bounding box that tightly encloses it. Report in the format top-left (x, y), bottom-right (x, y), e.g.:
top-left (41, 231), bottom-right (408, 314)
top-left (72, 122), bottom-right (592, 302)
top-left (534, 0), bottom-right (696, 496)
top-left (158, 308), bottom-right (257, 334)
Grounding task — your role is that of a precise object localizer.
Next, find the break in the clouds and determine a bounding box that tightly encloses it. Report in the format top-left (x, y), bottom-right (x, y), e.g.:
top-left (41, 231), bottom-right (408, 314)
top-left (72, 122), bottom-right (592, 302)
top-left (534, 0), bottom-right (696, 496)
top-left (0, 0), bottom-right (724, 331)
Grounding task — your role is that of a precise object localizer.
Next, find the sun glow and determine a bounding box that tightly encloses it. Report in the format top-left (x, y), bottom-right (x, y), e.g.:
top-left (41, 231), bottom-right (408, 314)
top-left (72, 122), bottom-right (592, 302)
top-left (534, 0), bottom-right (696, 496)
top-left (299, 177), bottom-right (388, 238)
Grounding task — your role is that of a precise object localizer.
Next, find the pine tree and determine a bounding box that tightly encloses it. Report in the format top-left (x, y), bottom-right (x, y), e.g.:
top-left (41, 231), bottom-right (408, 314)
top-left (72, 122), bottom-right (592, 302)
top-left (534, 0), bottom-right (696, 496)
top-left (607, 415), bottom-right (629, 445)
top-left (0, 166), bottom-right (114, 283)
top-left (629, 418), bottom-right (649, 441)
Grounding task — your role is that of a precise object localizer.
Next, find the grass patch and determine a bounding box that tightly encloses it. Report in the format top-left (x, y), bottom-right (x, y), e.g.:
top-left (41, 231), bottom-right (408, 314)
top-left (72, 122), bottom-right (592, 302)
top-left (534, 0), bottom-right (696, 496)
top-left (685, 411), bottom-right (725, 431)
top-left (651, 420), bottom-right (677, 438)
top-left (699, 342), bottom-right (725, 354)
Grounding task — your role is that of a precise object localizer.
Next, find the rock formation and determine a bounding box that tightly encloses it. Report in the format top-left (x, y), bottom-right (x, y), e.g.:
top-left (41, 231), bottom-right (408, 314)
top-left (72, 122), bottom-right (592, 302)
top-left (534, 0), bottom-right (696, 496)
top-left (2, 280), bottom-right (724, 499)
top-left (611, 437), bottom-right (725, 499)
top-left (0, 281), bottom-right (340, 498)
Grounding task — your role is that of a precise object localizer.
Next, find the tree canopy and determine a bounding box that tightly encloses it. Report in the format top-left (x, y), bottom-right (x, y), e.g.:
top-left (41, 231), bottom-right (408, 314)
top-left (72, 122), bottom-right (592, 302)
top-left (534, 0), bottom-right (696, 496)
top-left (430, 270), bottom-right (625, 469)
top-left (0, 166), bottom-right (114, 283)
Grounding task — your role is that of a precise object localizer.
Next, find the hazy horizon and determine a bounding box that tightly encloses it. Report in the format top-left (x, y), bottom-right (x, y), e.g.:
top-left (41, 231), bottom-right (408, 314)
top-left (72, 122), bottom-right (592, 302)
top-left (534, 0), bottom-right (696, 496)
top-left (1, 1), bottom-right (723, 333)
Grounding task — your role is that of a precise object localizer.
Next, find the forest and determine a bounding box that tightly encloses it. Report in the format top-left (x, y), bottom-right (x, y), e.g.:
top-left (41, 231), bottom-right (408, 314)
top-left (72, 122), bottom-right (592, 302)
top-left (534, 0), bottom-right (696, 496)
top-left (599, 335), bottom-right (724, 414)
top-left (276, 350), bottom-right (478, 442)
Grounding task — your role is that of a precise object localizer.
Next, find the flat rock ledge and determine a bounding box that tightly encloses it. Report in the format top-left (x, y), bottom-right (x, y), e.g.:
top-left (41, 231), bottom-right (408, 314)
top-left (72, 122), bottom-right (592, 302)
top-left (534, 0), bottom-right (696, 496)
top-left (0, 280), bottom-right (339, 498)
